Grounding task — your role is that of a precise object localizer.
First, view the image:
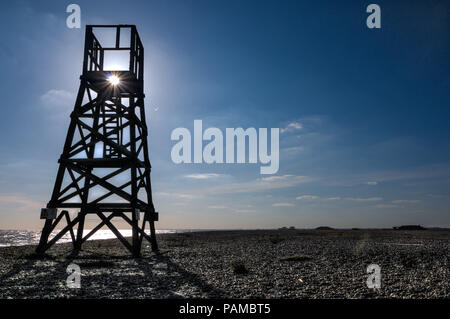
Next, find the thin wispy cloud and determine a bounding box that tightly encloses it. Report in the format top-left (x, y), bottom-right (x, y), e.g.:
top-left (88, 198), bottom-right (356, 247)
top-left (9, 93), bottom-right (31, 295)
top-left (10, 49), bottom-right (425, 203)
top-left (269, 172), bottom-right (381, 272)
top-left (281, 146), bottom-right (304, 154)
top-left (325, 163), bottom-right (450, 187)
top-left (366, 181), bottom-right (378, 185)
top-left (155, 175), bottom-right (314, 200)
top-left (296, 195), bottom-right (319, 200)
top-left (272, 202), bottom-right (295, 207)
top-left (39, 89), bottom-right (74, 120)
top-left (40, 89), bottom-right (74, 109)
top-left (201, 175), bottom-right (315, 195)
top-left (280, 121), bottom-right (303, 134)
top-left (184, 173), bottom-right (225, 179)
top-left (392, 200), bottom-right (421, 204)
top-left (234, 209), bottom-right (256, 213)
top-left (0, 194), bottom-right (41, 211)
top-left (178, 194), bottom-right (198, 199)
top-left (345, 197), bottom-right (383, 202)
top-left (427, 194), bottom-right (444, 198)
top-left (208, 205), bottom-right (227, 209)
top-left (154, 192), bottom-right (199, 200)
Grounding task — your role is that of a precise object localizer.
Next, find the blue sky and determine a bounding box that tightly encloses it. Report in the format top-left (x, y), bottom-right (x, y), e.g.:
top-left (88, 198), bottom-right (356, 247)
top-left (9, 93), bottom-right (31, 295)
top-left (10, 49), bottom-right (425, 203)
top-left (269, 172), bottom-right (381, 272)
top-left (0, 0), bottom-right (449, 230)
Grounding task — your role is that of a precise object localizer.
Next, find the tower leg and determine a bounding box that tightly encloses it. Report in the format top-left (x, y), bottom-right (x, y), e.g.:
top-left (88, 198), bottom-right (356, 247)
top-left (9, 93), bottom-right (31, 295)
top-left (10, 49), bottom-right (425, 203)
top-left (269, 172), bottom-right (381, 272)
top-left (149, 218), bottom-right (158, 252)
top-left (36, 219), bottom-right (53, 255)
top-left (74, 211), bottom-right (86, 251)
top-left (131, 213), bottom-right (140, 257)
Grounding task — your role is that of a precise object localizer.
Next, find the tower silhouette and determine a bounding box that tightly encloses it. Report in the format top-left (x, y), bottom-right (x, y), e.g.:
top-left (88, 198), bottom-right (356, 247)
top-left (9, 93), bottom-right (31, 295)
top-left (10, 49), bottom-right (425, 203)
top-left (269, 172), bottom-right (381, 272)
top-left (36, 25), bottom-right (158, 257)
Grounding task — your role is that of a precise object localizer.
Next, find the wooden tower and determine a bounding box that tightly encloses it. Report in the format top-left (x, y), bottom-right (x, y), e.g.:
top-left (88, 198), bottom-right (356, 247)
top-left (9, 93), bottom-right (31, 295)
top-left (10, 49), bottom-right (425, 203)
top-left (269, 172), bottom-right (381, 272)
top-left (36, 25), bottom-right (158, 257)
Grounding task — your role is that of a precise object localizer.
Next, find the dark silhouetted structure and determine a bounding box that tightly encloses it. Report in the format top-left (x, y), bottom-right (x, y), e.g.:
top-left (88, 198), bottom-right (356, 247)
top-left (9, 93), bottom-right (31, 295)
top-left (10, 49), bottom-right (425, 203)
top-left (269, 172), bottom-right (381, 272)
top-left (393, 225), bottom-right (426, 230)
top-left (36, 25), bottom-right (158, 257)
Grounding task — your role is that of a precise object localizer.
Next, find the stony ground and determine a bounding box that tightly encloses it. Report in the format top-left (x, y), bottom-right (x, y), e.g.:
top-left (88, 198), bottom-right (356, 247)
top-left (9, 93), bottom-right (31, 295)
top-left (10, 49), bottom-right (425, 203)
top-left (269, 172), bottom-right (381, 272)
top-left (0, 229), bottom-right (448, 298)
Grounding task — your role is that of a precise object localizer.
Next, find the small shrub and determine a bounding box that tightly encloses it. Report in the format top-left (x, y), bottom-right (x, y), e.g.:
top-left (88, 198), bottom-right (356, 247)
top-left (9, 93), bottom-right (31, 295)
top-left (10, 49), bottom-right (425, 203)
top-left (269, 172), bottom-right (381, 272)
top-left (231, 259), bottom-right (249, 274)
top-left (315, 226), bottom-right (334, 230)
top-left (269, 235), bottom-right (284, 244)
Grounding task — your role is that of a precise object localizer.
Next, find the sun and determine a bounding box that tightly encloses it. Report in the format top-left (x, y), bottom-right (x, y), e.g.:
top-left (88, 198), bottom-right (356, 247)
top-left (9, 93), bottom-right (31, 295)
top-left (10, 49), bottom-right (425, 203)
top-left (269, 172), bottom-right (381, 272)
top-left (107, 74), bottom-right (120, 85)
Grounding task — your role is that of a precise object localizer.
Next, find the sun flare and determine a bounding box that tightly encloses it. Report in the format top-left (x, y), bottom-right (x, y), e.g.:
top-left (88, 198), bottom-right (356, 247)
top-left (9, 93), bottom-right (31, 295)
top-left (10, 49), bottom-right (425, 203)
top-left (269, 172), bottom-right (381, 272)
top-left (107, 74), bottom-right (120, 85)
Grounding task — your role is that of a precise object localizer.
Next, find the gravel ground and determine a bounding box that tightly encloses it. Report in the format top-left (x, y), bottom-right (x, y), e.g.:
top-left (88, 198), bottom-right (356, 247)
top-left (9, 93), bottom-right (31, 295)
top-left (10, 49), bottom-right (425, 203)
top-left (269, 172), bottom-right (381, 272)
top-left (0, 229), bottom-right (448, 298)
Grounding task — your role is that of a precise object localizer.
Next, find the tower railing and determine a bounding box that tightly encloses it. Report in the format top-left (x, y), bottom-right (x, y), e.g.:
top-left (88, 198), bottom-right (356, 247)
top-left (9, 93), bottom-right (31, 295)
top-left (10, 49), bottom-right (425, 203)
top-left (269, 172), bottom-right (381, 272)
top-left (83, 25), bottom-right (144, 82)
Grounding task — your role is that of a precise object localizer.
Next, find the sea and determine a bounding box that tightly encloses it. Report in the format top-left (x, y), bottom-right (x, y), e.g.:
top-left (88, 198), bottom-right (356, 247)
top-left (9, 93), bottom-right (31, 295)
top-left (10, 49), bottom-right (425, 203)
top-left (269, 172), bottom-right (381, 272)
top-left (0, 229), bottom-right (195, 247)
